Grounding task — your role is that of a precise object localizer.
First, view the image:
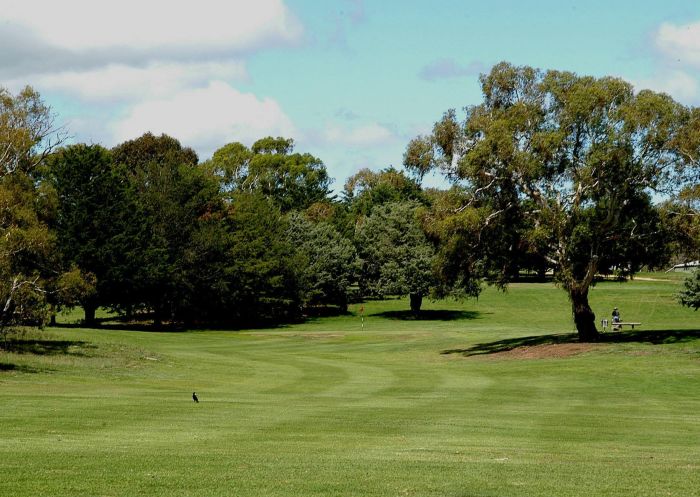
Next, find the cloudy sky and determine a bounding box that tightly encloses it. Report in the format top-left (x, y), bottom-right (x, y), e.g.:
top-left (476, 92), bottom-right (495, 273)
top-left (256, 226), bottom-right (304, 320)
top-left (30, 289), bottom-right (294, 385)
top-left (2, 0), bottom-right (699, 189)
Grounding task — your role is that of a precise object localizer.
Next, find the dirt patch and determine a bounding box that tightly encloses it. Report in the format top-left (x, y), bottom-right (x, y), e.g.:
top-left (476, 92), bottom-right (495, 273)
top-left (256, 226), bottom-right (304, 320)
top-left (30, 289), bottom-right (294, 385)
top-left (248, 332), bottom-right (345, 340)
top-left (292, 333), bottom-right (345, 340)
top-left (481, 342), bottom-right (606, 360)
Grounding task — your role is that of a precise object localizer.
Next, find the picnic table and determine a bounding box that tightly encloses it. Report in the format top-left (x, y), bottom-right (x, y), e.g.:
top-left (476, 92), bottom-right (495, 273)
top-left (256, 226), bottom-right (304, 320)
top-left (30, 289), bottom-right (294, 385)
top-left (601, 319), bottom-right (641, 331)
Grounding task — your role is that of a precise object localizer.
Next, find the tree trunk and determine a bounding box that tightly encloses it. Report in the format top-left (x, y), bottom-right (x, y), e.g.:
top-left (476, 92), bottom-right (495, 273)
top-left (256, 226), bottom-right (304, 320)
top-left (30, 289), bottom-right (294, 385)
top-left (570, 287), bottom-right (599, 342)
top-left (84, 304), bottom-right (96, 326)
top-left (409, 293), bottom-right (423, 315)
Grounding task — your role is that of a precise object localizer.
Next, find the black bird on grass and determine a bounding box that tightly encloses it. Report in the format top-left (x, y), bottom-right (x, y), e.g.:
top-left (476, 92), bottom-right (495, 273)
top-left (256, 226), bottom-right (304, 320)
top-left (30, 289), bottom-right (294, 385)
top-left (192, 392), bottom-right (199, 403)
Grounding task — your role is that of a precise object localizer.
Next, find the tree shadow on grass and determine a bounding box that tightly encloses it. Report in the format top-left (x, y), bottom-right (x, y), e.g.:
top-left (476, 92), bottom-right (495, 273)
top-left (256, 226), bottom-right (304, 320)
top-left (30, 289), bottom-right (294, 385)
top-left (1, 339), bottom-right (97, 356)
top-left (373, 310), bottom-right (483, 321)
top-left (441, 329), bottom-right (700, 357)
top-left (0, 362), bottom-right (40, 373)
top-left (53, 312), bottom-right (304, 333)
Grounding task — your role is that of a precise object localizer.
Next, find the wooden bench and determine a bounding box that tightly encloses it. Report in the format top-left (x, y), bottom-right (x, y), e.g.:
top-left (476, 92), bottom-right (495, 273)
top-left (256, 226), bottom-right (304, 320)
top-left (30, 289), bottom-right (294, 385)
top-left (601, 319), bottom-right (641, 331)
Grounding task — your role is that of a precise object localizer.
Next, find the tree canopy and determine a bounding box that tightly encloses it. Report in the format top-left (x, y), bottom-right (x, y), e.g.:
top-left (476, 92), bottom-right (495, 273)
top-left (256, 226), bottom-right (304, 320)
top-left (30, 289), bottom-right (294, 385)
top-left (207, 137), bottom-right (332, 211)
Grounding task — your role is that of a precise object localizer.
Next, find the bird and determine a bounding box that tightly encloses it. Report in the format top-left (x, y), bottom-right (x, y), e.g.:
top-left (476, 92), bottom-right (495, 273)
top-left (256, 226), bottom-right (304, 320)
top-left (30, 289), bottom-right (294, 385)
top-left (192, 392), bottom-right (199, 403)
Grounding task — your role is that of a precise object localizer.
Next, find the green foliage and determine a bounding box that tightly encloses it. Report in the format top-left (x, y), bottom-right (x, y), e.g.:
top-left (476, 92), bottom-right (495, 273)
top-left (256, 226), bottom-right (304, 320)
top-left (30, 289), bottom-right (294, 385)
top-left (355, 202), bottom-right (435, 311)
top-left (677, 270), bottom-right (700, 310)
top-left (109, 133), bottom-right (220, 322)
top-left (0, 86), bottom-right (62, 176)
top-left (111, 132), bottom-right (198, 169)
top-left (45, 144), bottom-right (127, 316)
top-left (287, 212), bottom-right (359, 310)
top-left (54, 266), bottom-right (97, 310)
top-left (224, 193), bottom-right (302, 322)
top-left (402, 135), bottom-right (434, 182)
top-left (207, 137), bottom-right (332, 212)
top-left (343, 167), bottom-right (425, 218)
top-left (0, 87), bottom-right (61, 333)
top-left (659, 187), bottom-right (700, 263)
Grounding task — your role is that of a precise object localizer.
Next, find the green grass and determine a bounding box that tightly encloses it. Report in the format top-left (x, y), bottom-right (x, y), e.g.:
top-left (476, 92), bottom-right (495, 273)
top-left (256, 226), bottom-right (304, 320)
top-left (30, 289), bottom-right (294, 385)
top-left (1, 276), bottom-right (699, 496)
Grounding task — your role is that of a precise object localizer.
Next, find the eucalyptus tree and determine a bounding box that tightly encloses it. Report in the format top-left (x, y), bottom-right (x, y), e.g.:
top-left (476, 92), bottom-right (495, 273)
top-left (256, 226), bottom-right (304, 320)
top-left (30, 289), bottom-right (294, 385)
top-left (407, 62), bottom-right (700, 340)
top-left (207, 137), bottom-right (332, 212)
top-left (343, 167), bottom-right (425, 218)
top-left (0, 86), bottom-right (64, 335)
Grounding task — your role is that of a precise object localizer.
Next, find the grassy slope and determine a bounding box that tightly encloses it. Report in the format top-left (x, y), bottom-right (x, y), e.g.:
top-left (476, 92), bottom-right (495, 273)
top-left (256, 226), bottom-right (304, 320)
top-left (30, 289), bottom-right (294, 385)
top-left (1, 276), bottom-right (699, 497)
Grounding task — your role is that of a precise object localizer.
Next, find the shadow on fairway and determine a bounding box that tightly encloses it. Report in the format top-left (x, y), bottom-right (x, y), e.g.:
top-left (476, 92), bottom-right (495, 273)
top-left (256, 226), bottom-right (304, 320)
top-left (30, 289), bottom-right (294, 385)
top-left (1, 339), bottom-right (96, 356)
top-left (442, 328), bottom-right (700, 357)
top-left (373, 310), bottom-right (483, 321)
top-left (53, 322), bottom-right (193, 333)
top-left (54, 308), bottom-right (353, 332)
top-left (0, 362), bottom-right (40, 373)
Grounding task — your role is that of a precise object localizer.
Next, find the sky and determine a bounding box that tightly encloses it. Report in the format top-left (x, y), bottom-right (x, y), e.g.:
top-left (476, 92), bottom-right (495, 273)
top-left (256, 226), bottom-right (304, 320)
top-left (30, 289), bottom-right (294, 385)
top-left (2, 0), bottom-right (700, 191)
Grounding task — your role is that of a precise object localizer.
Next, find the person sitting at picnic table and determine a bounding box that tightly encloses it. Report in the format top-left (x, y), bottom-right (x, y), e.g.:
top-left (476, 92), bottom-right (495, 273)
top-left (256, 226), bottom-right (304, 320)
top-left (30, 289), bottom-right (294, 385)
top-left (612, 307), bottom-right (620, 323)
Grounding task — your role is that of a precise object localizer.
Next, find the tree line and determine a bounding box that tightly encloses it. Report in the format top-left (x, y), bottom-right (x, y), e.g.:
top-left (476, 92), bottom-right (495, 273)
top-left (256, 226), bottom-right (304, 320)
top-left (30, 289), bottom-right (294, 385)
top-left (1, 62), bottom-right (699, 341)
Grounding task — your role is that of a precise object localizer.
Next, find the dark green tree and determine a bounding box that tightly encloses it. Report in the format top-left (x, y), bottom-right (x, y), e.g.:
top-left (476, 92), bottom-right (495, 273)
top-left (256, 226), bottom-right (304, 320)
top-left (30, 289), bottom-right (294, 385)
top-left (287, 212), bottom-right (359, 311)
top-left (410, 62), bottom-right (700, 340)
top-left (45, 144), bottom-right (127, 324)
top-left (678, 270), bottom-right (700, 311)
top-left (224, 193), bottom-right (303, 322)
top-left (355, 202), bottom-right (436, 313)
top-left (111, 133), bottom-right (222, 324)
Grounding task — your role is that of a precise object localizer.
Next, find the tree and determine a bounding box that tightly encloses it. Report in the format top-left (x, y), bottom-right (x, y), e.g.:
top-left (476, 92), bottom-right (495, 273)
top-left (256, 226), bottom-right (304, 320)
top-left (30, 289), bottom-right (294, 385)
top-left (287, 212), bottom-right (359, 311)
top-left (206, 137), bottom-right (332, 211)
top-left (45, 144), bottom-right (128, 324)
top-left (410, 62), bottom-right (700, 340)
top-left (224, 193), bottom-right (303, 322)
top-left (659, 185), bottom-right (700, 264)
top-left (171, 191), bottom-right (303, 325)
top-left (355, 202), bottom-right (436, 313)
top-left (110, 133), bottom-right (222, 324)
top-left (678, 270), bottom-right (700, 311)
top-left (343, 167), bottom-right (425, 218)
top-left (0, 86), bottom-right (64, 337)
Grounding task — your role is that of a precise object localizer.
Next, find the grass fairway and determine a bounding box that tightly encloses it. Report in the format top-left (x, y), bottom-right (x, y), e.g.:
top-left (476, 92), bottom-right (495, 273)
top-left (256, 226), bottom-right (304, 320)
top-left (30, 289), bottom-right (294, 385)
top-left (1, 276), bottom-right (699, 497)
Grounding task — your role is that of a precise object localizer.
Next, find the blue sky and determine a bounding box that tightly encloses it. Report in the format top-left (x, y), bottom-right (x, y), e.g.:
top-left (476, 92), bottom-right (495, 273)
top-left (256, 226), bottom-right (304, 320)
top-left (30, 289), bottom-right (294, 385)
top-left (2, 0), bottom-right (699, 190)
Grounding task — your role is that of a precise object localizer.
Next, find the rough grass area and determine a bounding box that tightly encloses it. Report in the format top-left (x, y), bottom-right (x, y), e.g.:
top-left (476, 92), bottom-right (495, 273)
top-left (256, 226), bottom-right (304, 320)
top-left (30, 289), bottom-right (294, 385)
top-left (1, 276), bottom-right (699, 497)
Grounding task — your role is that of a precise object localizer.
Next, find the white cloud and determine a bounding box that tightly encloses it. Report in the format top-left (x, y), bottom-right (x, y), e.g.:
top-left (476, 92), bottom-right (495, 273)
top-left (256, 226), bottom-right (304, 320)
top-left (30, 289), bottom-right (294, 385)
top-left (322, 122), bottom-right (395, 147)
top-left (0, 0), bottom-right (306, 159)
top-left (15, 62), bottom-right (248, 102)
top-left (112, 81), bottom-right (297, 158)
top-left (1, 0), bottom-right (301, 54)
top-left (634, 70), bottom-right (699, 102)
top-left (0, 0), bottom-right (303, 83)
top-left (656, 21), bottom-right (700, 67)
top-left (644, 20), bottom-right (700, 104)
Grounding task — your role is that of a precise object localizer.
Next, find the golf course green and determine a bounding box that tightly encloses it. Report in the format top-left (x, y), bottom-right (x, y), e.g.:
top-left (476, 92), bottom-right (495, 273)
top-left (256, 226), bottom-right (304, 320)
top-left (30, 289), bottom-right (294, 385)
top-left (2, 275), bottom-right (699, 496)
